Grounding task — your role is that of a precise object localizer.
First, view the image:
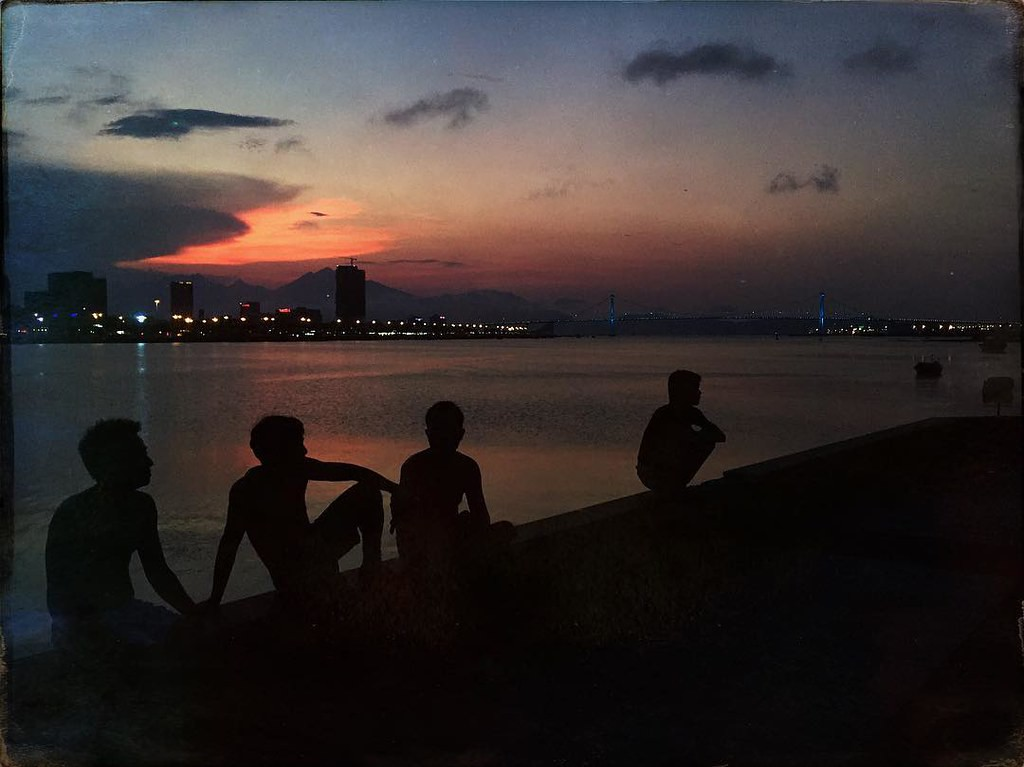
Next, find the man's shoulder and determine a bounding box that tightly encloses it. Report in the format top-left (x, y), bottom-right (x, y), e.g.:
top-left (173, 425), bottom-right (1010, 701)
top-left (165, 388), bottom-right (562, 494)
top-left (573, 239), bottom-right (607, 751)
top-left (452, 451), bottom-right (481, 472)
top-left (401, 449), bottom-right (433, 470)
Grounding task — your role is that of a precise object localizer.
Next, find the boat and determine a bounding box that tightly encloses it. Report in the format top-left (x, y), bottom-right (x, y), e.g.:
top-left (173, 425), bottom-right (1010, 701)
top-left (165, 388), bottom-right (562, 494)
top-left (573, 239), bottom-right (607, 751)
top-left (914, 359), bottom-right (943, 378)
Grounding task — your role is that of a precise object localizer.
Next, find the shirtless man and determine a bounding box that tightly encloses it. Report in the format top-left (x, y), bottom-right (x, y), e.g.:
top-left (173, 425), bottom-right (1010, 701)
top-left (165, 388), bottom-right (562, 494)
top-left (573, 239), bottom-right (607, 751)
top-left (636, 370), bottom-right (726, 498)
top-left (206, 415), bottom-right (399, 608)
top-left (46, 419), bottom-right (197, 651)
top-left (392, 401), bottom-right (512, 570)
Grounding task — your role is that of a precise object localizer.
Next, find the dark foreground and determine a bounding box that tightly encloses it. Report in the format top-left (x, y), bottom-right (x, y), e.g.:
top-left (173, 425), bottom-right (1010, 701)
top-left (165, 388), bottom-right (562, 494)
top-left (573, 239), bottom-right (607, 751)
top-left (6, 417), bottom-right (1022, 766)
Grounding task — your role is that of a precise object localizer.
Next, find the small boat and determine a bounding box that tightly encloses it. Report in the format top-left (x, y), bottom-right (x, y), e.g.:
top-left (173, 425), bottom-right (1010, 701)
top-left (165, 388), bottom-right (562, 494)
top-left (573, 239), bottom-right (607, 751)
top-left (914, 359), bottom-right (943, 378)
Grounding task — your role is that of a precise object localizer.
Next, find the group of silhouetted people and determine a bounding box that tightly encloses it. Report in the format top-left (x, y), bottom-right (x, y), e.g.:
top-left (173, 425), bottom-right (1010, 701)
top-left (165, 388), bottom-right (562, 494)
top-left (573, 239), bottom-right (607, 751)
top-left (46, 371), bottom-right (724, 654)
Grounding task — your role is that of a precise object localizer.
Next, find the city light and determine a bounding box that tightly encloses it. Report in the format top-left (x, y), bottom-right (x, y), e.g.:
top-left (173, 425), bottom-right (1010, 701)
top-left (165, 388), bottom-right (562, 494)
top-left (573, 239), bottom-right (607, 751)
top-left (134, 314), bottom-right (147, 324)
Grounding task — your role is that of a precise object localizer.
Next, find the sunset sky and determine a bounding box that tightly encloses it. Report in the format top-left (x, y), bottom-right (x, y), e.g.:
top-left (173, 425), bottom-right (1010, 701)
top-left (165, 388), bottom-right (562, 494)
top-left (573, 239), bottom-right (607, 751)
top-left (3, 1), bottom-right (1019, 318)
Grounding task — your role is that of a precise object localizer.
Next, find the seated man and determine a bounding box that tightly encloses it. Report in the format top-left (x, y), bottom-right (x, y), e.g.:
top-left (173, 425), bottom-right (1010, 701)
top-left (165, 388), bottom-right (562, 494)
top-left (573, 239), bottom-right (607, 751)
top-left (46, 419), bottom-right (198, 653)
top-left (392, 401), bottom-right (513, 571)
top-left (206, 416), bottom-right (399, 610)
top-left (637, 369), bottom-right (726, 498)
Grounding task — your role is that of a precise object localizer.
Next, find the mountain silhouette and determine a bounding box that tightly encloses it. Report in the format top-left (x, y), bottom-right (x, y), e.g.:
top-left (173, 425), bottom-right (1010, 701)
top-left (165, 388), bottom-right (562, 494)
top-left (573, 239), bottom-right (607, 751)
top-left (103, 269), bottom-right (567, 323)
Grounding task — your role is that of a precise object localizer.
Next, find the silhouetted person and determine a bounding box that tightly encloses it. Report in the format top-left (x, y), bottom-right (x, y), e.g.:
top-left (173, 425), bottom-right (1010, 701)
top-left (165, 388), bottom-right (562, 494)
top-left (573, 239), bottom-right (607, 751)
top-left (637, 370), bottom-right (726, 498)
top-left (392, 401), bottom-right (514, 571)
top-left (206, 416), bottom-right (399, 611)
top-left (46, 419), bottom-right (197, 653)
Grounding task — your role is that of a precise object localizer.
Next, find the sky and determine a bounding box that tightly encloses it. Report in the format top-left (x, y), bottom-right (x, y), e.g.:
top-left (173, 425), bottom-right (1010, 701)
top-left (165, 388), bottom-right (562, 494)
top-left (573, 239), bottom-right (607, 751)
top-left (3, 1), bottom-right (1020, 319)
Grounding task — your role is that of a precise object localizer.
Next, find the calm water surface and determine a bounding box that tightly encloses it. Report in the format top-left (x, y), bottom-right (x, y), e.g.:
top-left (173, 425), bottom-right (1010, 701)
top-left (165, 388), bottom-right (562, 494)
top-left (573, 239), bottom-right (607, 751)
top-left (7, 337), bottom-right (1021, 653)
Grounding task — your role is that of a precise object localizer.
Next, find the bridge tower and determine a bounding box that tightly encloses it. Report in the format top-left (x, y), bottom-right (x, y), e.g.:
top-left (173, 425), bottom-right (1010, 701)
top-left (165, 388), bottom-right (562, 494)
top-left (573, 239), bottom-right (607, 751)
top-left (609, 293), bottom-right (617, 336)
top-left (818, 292), bottom-right (826, 335)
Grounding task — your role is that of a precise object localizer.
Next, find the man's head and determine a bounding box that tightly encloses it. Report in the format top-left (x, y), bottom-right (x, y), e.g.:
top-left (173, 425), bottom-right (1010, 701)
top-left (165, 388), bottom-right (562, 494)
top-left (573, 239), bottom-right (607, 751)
top-left (79, 419), bottom-right (153, 489)
top-left (668, 369), bottom-right (702, 408)
top-left (424, 400), bottom-right (465, 454)
top-left (250, 415), bottom-right (306, 465)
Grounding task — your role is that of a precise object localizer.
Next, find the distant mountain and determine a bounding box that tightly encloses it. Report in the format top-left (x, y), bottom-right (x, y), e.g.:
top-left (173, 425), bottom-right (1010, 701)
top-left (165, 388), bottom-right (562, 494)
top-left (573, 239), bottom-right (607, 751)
top-left (105, 268), bottom-right (567, 323)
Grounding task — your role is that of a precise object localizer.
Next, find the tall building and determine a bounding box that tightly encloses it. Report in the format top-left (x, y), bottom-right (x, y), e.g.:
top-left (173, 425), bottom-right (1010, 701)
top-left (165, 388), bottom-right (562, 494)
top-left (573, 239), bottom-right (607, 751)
top-left (170, 281), bottom-right (194, 320)
top-left (335, 261), bottom-right (366, 323)
top-left (25, 271), bottom-right (107, 317)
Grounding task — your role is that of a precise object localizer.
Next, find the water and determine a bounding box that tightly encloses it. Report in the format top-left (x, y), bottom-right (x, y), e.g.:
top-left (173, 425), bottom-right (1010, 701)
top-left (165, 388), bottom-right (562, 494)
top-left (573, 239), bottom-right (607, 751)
top-left (6, 336), bottom-right (1020, 654)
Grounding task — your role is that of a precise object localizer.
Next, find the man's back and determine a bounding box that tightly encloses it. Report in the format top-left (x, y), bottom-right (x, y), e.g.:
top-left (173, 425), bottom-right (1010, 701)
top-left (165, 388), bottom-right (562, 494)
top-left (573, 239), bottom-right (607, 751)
top-left (229, 463), bottom-right (315, 589)
top-left (399, 448), bottom-right (482, 526)
top-left (46, 485), bottom-right (153, 619)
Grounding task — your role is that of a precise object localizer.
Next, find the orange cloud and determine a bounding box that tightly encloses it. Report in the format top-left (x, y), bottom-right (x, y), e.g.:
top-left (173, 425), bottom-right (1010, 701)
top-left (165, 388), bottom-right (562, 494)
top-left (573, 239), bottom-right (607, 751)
top-left (123, 198), bottom-right (397, 270)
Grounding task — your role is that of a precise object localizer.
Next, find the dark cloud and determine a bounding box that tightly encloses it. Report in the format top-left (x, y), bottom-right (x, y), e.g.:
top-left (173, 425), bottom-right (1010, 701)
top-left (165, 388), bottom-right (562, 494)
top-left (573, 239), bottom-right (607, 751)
top-left (623, 43), bottom-right (790, 85)
top-left (291, 220), bottom-right (320, 231)
top-left (99, 109), bottom-right (295, 139)
top-left (84, 93), bottom-right (129, 107)
top-left (5, 162), bottom-right (302, 297)
top-left (310, 211), bottom-right (327, 217)
top-left (275, 136), bottom-right (308, 153)
top-left (768, 165), bottom-right (840, 194)
top-left (239, 137), bottom-right (268, 152)
top-left (842, 41), bottom-right (918, 75)
top-left (809, 165), bottom-right (839, 193)
top-left (24, 94), bottom-right (71, 106)
top-left (384, 88), bottom-right (490, 129)
top-left (526, 175), bottom-right (615, 201)
top-left (767, 173), bottom-right (802, 194)
top-left (451, 72), bottom-right (506, 84)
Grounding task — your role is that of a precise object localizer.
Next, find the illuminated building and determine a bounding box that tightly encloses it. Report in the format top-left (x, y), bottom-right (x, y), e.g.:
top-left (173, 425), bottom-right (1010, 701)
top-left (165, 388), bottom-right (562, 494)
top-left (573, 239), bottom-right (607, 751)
top-left (335, 260), bottom-right (366, 323)
top-left (170, 281), bottom-right (194, 320)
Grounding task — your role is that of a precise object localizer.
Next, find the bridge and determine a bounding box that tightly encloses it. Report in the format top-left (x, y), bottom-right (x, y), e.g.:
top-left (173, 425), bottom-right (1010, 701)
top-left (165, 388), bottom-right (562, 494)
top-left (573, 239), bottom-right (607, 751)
top-left (528, 292), bottom-right (879, 336)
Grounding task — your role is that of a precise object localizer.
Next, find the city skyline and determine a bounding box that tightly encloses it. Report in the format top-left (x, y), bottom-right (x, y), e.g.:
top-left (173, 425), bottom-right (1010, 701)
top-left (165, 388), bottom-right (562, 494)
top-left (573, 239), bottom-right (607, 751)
top-left (3, 2), bottom-right (1020, 320)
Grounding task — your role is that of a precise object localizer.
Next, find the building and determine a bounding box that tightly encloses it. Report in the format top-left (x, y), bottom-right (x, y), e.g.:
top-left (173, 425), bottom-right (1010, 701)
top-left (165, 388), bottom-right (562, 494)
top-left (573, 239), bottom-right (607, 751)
top-left (239, 301), bottom-right (261, 321)
top-left (335, 261), bottom-right (366, 323)
top-left (24, 271), bottom-right (107, 318)
top-left (170, 281), bottom-right (194, 320)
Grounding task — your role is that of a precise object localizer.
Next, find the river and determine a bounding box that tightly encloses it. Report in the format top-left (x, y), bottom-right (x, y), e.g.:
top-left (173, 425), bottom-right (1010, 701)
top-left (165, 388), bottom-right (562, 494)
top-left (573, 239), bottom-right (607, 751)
top-left (6, 336), bottom-right (1020, 653)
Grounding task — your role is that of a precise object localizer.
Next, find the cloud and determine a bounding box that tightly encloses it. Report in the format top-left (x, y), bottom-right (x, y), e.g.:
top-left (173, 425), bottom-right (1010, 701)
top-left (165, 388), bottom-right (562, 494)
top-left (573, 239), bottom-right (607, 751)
top-left (24, 94), bottom-right (71, 106)
top-left (239, 137), bottom-right (267, 152)
top-left (384, 88), bottom-right (490, 129)
top-left (290, 220), bottom-right (320, 231)
top-left (274, 136), bottom-right (308, 153)
top-left (5, 162), bottom-right (302, 296)
top-left (526, 174), bottom-right (615, 201)
top-left (84, 94), bottom-right (129, 107)
top-left (310, 211), bottom-right (327, 217)
top-left (623, 43), bottom-right (790, 85)
top-left (768, 165), bottom-right (840, 194)
top-left (5, 86), bottom-right (23, 101)
top-left (451, 72), bottom-right (506, 84)
top-left (767, 173), bottom-right (802, 194)
top-left (364, 258), bottom-right (465, 268)
top-left (99, 109), bottom-right (295, 139)
top-left (808, 165), bottom-right (839, 193)
top-left (842, 41), bottom-right (918, 75)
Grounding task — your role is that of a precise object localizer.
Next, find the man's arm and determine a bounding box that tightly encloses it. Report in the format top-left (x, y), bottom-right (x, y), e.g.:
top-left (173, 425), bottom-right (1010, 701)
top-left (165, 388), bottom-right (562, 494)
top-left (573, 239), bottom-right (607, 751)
top-left (206, 487), bottom-right (247, 609)
top-left (135, 496), bottom-right (198, 616)
top-left (304, 458), bottom-right (400, 494)
top-left (464, 459), bottom-right (491, 528)
top-left (690, 407), bottom-right (726, 443)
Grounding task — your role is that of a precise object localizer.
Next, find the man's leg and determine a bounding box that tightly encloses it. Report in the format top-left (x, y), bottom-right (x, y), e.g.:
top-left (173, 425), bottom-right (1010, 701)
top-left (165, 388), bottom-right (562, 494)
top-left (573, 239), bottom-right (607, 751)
top-left (312, 482), bottom-right (384, 571)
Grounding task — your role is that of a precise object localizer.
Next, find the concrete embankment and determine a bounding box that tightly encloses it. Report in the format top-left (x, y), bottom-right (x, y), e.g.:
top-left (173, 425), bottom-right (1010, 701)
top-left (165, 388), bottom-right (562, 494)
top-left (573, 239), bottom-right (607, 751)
top-left (7, 416), bottom-right (1021, 766)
